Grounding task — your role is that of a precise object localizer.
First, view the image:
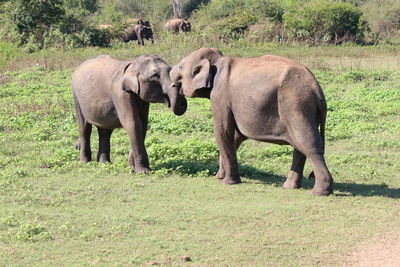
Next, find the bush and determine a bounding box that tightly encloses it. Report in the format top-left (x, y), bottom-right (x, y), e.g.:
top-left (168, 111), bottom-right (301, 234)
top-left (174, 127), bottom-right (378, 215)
top-left (204, 9), bottom-right (257, 41)
top-left (182, 0), bottom-right (211, 18)
top-left (0, 0), bottom-right (111, 51)
top-left (246, 21), bottom-right (285, 43)
top-left (248, 0), bottom-right (285, 23)
top-left (283, 1), bottom-right (366, 44)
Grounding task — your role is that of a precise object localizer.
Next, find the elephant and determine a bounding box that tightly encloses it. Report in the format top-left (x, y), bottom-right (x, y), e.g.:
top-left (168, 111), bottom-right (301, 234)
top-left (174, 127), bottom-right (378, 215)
top-left (123, 24), bottom-right (154, 45)
top-left (165, 18), bottom-right (191, 33)
top-left (72, 54), bottom-right (187, 173)
top-left (170, 48), bottom-right (333, 196)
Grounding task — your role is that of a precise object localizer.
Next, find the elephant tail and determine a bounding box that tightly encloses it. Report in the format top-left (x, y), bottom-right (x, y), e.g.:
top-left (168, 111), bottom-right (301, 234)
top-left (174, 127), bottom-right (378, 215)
top-left (309, 84), bottom-right (327, 180)
top-left (319, 101), bottom-right (327, 155)
top-left (72, 90), bottom-right (83, 150)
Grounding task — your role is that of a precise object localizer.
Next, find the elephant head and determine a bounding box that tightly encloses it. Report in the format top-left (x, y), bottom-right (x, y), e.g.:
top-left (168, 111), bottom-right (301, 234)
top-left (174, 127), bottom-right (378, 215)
top-left (142, 25), bottom-right (154, 44)
top-left (183, 21), bottom-right (191, 32)
top-left (122, 55), bottom-right (187, 115)
top-left (170, 48), bottom-right (223, 98)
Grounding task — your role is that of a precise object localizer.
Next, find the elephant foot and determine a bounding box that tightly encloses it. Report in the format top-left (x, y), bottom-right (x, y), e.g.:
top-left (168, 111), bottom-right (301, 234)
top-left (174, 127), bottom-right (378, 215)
top-left (134, 166), bottom-right (151, 174)
top-left (311, 186), bottom-right (333, 196)
top-left (98, 154), bottom-right (111, 163)
top-left (221, 177), bottom-right (241, 185)
top-left (215, 168), bottom-right (225, 179)
top-left (80, 155), bottom-right (91, 163)
top-left (283, 180), bottom-right (301, 190)
top-left (283, 171), bottom-right (302, 189)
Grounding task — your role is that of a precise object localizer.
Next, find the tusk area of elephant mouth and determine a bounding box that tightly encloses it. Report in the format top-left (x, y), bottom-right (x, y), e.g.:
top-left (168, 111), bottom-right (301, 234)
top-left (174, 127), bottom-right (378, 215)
top-left (163, 95), bottom-right (171, 108)
top-left (171, 81), bottom-right (181, 88)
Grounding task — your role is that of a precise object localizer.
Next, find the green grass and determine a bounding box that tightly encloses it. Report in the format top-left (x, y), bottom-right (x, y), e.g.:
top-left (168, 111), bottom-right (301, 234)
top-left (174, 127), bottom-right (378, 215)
top-left (0, 43), bottom-right (400, 266)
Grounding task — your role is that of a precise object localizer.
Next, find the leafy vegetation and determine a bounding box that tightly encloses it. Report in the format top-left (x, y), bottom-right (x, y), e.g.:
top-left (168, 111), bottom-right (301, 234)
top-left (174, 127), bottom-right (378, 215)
top-left (1, 0), bottom-right (400, 49)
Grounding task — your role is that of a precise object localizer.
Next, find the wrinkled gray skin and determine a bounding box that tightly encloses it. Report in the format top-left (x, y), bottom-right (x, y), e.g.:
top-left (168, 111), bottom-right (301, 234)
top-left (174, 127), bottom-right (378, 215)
top-left (72, 54), bottom-right (187, 173)
top-left (165, 18), bottom-right (191, 33)
top-left (170, 48), bottom-right (333, 196)
top-left (123, 24), bottom-right (154, 45)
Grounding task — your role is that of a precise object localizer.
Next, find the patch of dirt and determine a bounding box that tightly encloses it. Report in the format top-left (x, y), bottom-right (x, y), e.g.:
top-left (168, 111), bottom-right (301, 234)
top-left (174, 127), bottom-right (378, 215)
top-left (344, 233), bottom-right (400, 266)
top-left (0, 74), bottom-right (11, 85)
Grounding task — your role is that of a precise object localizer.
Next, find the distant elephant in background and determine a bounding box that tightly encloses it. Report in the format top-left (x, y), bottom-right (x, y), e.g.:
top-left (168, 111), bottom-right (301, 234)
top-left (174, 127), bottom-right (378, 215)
top-left (170, 47), bottom-right (333, 196)
top-left (165, 18), bottom-right (191, 33)
top-left (72, 55), bottom-right (187, 173)
top-left (123, 24), bottom-right (154, 45)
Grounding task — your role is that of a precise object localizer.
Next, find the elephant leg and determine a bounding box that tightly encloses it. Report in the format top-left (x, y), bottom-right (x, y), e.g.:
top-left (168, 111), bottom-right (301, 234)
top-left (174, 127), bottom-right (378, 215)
top-left (128, 101), bottom-right (149, 169)
top-left (216, 130), bottom-right (247, 179)
top-left (283, 149), bottom-right (306, 189)
top-left (73, 94), bottom-right (92, 162)
top-left (285, 116), bottom-right (333, 196)
top-left (79, 122), bottom-right (92, 163)
top-left (97, 127), bottom-right (113, 163)
top-left (307, 153), bottom-right (333, 195)
top-left (118, 98), bottom-right (150, 174)
top-left (212, 107), bottom-right (241, 184)
top-left (137, 35), bottom-right (144, 46)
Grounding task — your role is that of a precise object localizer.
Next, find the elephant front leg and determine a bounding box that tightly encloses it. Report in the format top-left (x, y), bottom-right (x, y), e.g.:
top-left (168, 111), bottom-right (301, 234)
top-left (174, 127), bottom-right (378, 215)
top-left (216, 135), bottom-right (241, 184)
top-left (122, 118), bottom-right (150, 174)
top-left (213, 110), bottom-right (241, 184)
top-left (216, 130), bottom-right (247, 179)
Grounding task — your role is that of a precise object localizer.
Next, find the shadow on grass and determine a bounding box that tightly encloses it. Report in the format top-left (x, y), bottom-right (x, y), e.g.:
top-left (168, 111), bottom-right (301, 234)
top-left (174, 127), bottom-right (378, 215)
top-left (155, 160), bottom-right (285, 186)
top-left (156, 160), bottom-right (400, 199)
top-left (299, 177), bottom-right (400, 198)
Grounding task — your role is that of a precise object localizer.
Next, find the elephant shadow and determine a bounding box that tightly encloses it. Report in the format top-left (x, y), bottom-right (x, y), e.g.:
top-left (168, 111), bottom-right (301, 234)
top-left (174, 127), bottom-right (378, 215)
top-left (155, 160), bottom-right (400, 199)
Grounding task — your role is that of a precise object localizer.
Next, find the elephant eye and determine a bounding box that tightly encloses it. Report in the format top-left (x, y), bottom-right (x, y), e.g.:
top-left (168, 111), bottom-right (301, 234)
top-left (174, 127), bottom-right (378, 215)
top-left (150, 73), bottom-right (160, 79)
top-left (192, 66), bottom-right (201, 76)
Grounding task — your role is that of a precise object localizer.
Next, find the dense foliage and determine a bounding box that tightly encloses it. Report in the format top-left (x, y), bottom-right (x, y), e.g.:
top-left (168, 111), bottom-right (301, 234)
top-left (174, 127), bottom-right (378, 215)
top-left (283, 1), bottom-right (365, 44)
top-left (0, 0), bottom-right (399, 49)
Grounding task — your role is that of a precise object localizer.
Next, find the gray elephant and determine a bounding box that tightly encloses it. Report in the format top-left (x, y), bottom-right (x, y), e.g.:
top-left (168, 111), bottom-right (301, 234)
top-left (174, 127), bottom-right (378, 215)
top-left (165, 18), bottom-right (191, 33)
top-left (72, 54), bottom-right (187, 173)
top-left (123, 24), bottom-right (154, 45)
top-left (170, 48), bottom-right (333, 196)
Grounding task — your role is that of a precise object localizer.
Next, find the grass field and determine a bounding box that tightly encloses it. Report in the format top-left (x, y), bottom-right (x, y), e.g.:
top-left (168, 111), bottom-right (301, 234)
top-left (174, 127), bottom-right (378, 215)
top-left (0, 41), bottom-right (399, 266)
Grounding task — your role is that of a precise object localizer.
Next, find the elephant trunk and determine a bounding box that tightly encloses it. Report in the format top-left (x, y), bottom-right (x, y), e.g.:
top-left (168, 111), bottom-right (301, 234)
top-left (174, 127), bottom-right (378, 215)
top-left (168, 84), bottom-right (187, 116)
top-left (162, 77), bottom-right (187, 116)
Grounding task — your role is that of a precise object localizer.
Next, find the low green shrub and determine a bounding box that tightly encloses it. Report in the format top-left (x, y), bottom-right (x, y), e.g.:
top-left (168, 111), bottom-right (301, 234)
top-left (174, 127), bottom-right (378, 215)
top-left (283, 1), bottom-right (366, 44)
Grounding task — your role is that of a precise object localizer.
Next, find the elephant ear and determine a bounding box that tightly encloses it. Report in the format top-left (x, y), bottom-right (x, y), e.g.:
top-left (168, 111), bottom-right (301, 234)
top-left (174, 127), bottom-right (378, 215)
top-left (122, 63), bottom-right (140, 95)
top-left (191, 58), bottom-right (211, 93)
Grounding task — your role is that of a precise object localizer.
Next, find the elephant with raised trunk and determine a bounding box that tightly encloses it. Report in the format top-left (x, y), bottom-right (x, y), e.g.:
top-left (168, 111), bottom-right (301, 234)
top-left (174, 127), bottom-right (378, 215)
top-left (72, 55), bottom-right (187, 173)
top-left (165, 18), bottom-right (191, 33)
top-left (170, 48), bottom-right (333, 196)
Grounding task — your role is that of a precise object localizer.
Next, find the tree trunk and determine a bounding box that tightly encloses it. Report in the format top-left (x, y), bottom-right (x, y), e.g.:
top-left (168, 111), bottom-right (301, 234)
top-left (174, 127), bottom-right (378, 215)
top-left (172, 0), bottom-right (182, 18)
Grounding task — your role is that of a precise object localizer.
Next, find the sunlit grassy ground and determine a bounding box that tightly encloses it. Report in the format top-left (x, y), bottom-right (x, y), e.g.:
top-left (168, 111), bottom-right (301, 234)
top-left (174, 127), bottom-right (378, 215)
top-left (0, 42), bottom-right (399, 266)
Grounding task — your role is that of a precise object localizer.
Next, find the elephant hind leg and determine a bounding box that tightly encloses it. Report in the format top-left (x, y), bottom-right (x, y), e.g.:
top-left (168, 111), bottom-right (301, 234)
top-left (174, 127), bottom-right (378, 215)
top-left (284, 117), bottom-right (333, 196)
top-left (283, 149), bottom-right (306, 189)
top-left (73, 94), bottom-right (92, 162)
top-left (97, 127), bottom-right (113, 163)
